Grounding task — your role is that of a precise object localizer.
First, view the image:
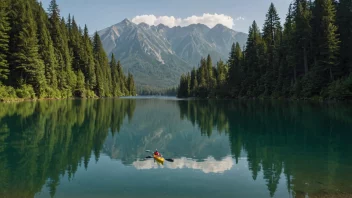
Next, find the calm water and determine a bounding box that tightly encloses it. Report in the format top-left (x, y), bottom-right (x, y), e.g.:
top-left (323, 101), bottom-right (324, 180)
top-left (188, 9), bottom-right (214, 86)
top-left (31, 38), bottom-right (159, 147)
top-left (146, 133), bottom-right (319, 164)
top-left (0, 97), bottom-right (352, 198)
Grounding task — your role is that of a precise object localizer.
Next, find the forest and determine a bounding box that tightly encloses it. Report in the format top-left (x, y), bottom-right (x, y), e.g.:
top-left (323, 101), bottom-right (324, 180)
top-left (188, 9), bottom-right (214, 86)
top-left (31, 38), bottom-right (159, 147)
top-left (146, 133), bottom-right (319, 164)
top-left (177, 99), bottom-right (352, 197)
top-left (0, 99), bottom-right (136, 197)
top-left (177, 0), bottom-right (352, 100)
top-left (0, 0), bottom-right (136, 101)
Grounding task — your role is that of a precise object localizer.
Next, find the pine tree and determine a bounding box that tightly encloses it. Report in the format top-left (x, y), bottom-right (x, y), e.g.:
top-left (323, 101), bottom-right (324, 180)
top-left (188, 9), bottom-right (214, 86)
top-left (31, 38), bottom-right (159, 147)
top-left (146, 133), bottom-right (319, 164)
top-left (279, 4), bottom-right (296, 96)
top-left (198, 58), bottom-right (207, 88)
top-left (262, 3), bottom-right (282, 96)
top-left (93, 31), bottom-right (111, 96)
top-left (293, 0), bottom-right (312, 76)
top-left (216, 59), bottom-right (227, 88)
top-left (227, 42), bottom-right (243, 96)
top-left (227, 43), bottom-right (236, 86)
top-left (48, 0), bottom-right (71, 92)
top-left (190, 68), bottom-right (197, 95)
top-left (34, 1), bottom-right (58, 89)
top-left (117, 60), bottom-right (128, 95)
top-left (311, 0), bottom-right (340, 93)
top-left (336, 0), bottom-right (352, 75)
top-left (69, 16), bottom-right (83, 72)
top-left (82, 25), bottom-right (96, 90)
top-left (8, 0), bottom-right (46, 96)
top-left (75, 70), bottom-right (85, 96)
top-left (0, 0), bottom-right (10, 83)
top-left (243, 21), bottom-right (265, 97)
top-left (186, 73), bottom-right (191, 96)
top-left (127, 73), bottom-right (136, 96)
top-left (60, 17), bottom-right (76, 91)
top-left (206, 54), bottom-right (215, 89)
top-left (110, 53), bottom-right (121, 96)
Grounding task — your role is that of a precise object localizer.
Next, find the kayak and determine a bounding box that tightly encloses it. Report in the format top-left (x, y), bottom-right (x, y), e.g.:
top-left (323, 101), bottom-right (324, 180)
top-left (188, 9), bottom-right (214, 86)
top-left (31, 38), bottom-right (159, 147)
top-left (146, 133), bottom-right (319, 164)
top-left (154, 154), bottom-right (164, 163)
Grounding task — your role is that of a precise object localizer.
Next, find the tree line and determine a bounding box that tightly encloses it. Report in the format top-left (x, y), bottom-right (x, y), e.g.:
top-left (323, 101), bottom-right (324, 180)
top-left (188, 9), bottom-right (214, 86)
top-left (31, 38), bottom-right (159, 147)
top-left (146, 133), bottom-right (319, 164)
top-left (138, 86), bottom-right (178, 96)
top-left (0, 99), bottom-right (136, 197)
top-left (178, 99), bottom-right (352, 197)
top-left (0, 0), bottom-right (136, 100)
top-left (178, 0), bottom-right (352, 100)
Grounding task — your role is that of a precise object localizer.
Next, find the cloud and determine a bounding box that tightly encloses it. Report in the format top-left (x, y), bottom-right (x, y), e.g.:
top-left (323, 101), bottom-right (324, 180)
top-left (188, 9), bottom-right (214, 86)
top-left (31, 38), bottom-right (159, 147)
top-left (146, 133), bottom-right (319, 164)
top-left (235, 16), bottom-right (245, 21)
top-left (131, 13), bottom-right (240, 29)
top-left (132, 156), bottom-right (234, 174)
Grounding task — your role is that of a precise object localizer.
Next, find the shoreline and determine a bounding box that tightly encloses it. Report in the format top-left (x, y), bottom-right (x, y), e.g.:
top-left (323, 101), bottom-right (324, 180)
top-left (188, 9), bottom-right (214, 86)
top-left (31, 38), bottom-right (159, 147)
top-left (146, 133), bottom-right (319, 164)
top-left (176, 95), bottom-right (352, 104)
top-left (0, 96), bottom-right (102, 103)
top-left (2, 95), bottom-right (352, 104)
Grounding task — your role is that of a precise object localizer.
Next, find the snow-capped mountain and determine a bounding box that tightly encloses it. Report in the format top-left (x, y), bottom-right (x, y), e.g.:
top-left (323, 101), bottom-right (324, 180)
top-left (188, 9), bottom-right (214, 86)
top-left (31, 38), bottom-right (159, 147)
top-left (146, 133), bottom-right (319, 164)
top-left (97, 19), bottom-right (248, 90)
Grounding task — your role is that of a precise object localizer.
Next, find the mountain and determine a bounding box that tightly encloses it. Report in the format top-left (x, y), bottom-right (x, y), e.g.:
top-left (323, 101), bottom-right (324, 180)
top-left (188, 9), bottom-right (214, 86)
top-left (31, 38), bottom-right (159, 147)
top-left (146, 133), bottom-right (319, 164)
top-left (97, 19), bottom-right (248, 90)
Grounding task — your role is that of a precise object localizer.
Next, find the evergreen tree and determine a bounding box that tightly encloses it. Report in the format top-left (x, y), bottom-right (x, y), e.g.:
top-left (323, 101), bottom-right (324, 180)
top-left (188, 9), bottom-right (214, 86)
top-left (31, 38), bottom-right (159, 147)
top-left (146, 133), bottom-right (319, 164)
top-left (227, 42), bottom-right (244, 96)
top-left (60, 17), bottom-right (76, 91)
top-left (279, 4), bottom-right (296, 96)
top-left (176, 1), bottom-right (351, 100)
top-left (262, 3), bottom-right (282, 96)
top-left (110, 53), bottom-right (121, 96)
top-left (227, 43), bottom-right (236, 86)
top-left (75, 70), bottom-right (85, 96)
top-left (69, 16), bottom-right (84, 72)
top-left (0, 0), bottom-right (136, 100)
top-left (117, 60), bottom-right (128, 95)
top-left (336, 0), bottom-right (352, 75)
top-left (48, 0), bottom-right (71, 92)
top-left (206, 54), bottom-right (216, 89)
top-left (82, 25), bottom-right (96, 90)
top-left (216, 59), bottom-right (227, 88)
top-left (93, 32), bottom-right (107, 96)
top-left (0, 0), bottom-right (10, 83)
top-left (198, 58), bottom-right (207, 88)
top-left (243, 21), bottom-right (265, 96)
top-left (293, 0), bottom-right (312, 76)
top-left (34, 1), bottom-right (58, 89)
top-left (190, 68), bottom-right (197, 95)
top-left (8, 0), bottom-right (46, 96)
top-left (127, 73), bottom-right (136, 96)
top-left (309, 0), bottom-right (340, 95)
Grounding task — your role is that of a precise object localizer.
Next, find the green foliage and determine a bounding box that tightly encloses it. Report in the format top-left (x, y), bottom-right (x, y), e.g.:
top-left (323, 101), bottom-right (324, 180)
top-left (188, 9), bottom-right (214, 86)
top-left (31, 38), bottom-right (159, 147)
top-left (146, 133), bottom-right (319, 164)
top-left (177, 1), bottom-right (351, 101)
top-left (15, 84), bottom-right (36, 99)
top-left (1, 0), bottom-right (136, 100)
top-left (323, 74), bottom-right (352, 100)
top-left (337, 0), bottom-right (352, 75)
top-left (0, 85), bottom-right (16, 100)
top-left (138, 86), bottom-right (177, 96)
top-left (0, 0), bottom-right (10, 83)
top-left (0, 99), bottom-right (136, 197)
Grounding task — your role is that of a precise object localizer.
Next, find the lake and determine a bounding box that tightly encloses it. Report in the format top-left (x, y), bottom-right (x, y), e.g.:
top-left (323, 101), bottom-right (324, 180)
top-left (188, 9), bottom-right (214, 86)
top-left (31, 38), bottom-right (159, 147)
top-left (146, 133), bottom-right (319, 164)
top-left (0, 97), bottom-right (352, 198)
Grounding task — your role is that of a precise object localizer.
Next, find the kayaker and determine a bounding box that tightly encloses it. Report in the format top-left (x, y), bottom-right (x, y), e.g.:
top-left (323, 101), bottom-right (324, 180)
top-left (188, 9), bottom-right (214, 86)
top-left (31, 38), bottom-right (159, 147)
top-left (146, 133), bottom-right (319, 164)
top-left (154, 149), bottom-right (161, 156)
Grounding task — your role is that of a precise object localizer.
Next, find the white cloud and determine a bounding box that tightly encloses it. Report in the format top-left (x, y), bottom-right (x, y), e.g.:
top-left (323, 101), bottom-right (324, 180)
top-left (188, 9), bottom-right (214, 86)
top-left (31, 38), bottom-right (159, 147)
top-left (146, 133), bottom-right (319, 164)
top-left (131, 13), bottom-right (241, 29)
top-left (235, 16), bottom-right (245, 21)
top-left (132, 156), bottom-right (234, 174)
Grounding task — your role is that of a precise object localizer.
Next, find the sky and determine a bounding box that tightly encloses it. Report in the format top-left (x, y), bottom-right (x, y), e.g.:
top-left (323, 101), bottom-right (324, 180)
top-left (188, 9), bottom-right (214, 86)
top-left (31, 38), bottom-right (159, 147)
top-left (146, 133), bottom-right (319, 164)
top-left (41, 0), bottom-right (292, 33)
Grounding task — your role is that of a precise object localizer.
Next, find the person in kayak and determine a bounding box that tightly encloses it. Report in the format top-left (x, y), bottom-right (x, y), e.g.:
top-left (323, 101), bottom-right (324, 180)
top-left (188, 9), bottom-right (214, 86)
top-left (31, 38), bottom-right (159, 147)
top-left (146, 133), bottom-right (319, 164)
top-left (154, 149), bottom-right (162, 157)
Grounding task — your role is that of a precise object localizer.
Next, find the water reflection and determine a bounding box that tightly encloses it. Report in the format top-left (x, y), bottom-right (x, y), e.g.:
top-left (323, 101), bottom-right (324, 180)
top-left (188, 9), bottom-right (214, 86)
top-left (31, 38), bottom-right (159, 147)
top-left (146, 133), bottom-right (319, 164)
top-left (0, 99), bottom-right (136, 198)
top-left (178, 99), bottom-right (352, 197)
top-left (0, 98), bottom-right (352, 198)
top-left (133, 156), bottom-right (234, 174)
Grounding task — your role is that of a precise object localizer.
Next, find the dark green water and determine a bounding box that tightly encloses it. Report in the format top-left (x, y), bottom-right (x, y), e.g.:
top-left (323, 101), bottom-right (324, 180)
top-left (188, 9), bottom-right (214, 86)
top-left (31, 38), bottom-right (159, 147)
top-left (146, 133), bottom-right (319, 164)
top-left (0, 97), bottom-right (352, 198)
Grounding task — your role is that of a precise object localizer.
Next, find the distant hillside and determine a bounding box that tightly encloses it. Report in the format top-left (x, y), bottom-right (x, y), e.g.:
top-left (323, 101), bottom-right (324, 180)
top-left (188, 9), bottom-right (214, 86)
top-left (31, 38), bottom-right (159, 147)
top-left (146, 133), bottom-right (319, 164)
top-left (97, 19), bottom-right (248, 90)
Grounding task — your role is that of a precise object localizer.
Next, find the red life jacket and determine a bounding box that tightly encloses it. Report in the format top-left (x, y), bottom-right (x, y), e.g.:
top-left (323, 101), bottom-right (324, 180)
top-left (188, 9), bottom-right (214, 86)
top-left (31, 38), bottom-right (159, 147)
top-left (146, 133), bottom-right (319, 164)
top-left (154, 151), bottom-right (160, 156)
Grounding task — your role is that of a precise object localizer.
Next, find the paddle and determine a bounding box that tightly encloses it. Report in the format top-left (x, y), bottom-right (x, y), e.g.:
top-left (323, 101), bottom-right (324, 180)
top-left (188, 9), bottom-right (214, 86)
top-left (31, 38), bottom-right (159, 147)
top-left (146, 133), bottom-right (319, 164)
top-left (145, 150), bottom-right (174, 162)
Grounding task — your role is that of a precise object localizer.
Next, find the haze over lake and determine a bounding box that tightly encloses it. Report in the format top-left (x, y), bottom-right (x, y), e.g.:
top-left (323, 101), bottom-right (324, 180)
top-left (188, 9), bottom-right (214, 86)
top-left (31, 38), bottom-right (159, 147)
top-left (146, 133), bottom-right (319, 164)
top-left (0, 97), bottom-right (352, 198)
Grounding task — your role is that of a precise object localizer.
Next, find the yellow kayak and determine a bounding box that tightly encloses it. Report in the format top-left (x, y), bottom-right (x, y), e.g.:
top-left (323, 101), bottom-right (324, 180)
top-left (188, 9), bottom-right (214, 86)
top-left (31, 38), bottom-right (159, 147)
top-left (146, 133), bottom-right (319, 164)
top-left (154, 154), bottom-right (164, 163)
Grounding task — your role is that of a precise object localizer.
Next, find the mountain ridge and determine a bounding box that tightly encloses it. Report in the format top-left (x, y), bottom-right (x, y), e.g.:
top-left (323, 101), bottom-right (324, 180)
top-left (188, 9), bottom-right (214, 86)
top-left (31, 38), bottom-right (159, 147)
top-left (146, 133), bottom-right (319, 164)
top-left (98, 19), bottom-right (248, 90)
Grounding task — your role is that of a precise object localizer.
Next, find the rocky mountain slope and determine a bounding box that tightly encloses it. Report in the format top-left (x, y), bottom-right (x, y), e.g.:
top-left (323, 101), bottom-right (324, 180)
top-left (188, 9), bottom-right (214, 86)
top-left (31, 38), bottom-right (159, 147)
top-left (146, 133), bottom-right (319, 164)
top-left (97, 19), bottom-right (248, 90)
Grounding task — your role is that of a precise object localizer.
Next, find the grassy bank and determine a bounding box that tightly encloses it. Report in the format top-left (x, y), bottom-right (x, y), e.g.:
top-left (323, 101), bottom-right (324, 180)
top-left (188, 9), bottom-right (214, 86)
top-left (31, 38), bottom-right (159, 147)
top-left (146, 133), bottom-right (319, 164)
top-left (0, 84), bottom-right (101, 103)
